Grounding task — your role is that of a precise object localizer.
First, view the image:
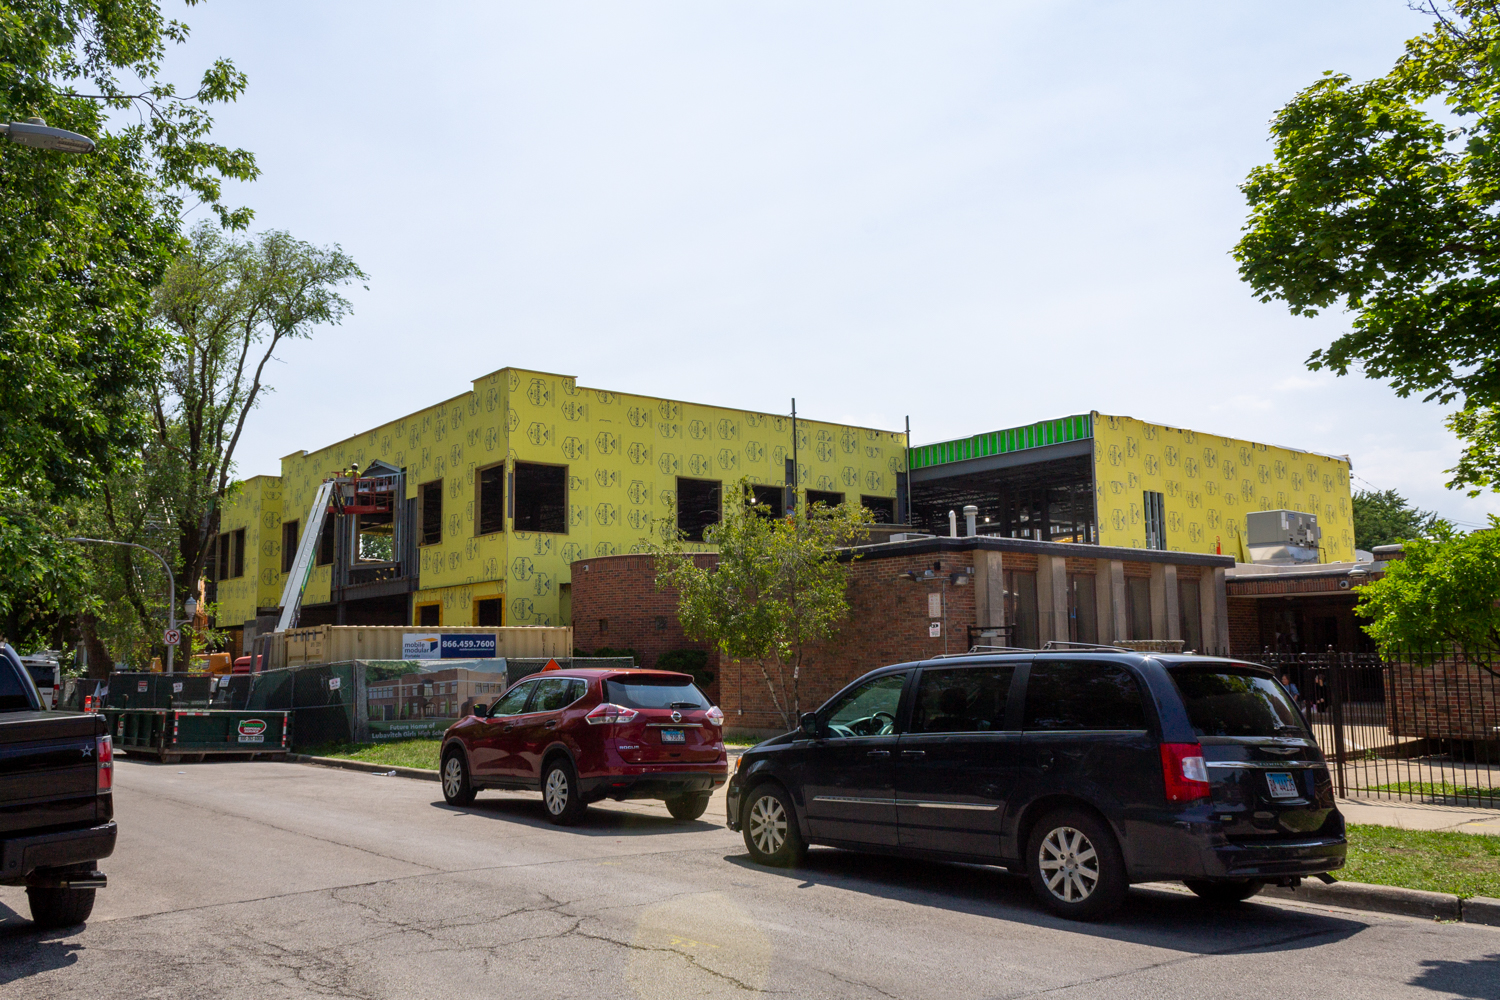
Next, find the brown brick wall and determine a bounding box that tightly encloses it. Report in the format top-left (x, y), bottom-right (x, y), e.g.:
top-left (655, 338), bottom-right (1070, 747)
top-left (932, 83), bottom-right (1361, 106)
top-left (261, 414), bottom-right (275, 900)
top-left (1228, 598), bottom-right (1259, 658)
top-left (568, 554), bottom-right (721, 700)
top-left (1385, 657), bottom-right (1500, 740)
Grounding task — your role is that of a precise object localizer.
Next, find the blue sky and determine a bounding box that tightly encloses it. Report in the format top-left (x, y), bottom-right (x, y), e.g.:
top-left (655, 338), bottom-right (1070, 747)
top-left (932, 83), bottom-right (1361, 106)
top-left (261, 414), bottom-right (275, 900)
top-left (163, 1), bottom-right (1493, 527)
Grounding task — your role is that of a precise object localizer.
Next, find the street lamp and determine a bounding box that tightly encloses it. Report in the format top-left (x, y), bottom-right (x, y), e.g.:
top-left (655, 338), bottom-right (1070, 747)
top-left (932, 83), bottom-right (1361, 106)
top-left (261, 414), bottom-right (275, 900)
top-left (900, 566), bottom-right (971, 655)
top-left (65, 537), bottom-right (180, 673)
top-left (2, 118), bottom-right (95, 153)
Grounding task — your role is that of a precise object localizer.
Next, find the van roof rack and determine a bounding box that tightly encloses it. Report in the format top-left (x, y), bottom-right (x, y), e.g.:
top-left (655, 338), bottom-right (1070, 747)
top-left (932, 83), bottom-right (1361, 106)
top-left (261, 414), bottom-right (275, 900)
top-left (929, 645), bottom-right (1037, 658)
top-left (1040, 641), bottom-right (1134, 652)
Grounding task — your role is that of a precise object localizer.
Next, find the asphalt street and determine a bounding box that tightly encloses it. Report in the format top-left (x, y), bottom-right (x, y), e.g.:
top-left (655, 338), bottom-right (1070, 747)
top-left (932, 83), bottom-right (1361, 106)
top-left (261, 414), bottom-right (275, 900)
top-left (0, 758), bottom-right (1496, 999)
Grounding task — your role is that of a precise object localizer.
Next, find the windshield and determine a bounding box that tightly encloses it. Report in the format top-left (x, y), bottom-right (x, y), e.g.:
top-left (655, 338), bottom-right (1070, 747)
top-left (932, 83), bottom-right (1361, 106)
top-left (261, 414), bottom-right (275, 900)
top-left (605, 676), bottom-right (710, 710)
top-left (1169, 668), bottom-right (1305, 738)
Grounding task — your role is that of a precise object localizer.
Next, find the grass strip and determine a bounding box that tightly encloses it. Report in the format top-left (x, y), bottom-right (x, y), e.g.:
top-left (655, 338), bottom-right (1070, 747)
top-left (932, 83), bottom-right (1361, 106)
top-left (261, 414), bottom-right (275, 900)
top-left (1361, 781), bottom-right (1498, 804)
top-left (308, 738), bottom-right (443, 771)
top-left (1342, 823), bottom-right (1500, 899)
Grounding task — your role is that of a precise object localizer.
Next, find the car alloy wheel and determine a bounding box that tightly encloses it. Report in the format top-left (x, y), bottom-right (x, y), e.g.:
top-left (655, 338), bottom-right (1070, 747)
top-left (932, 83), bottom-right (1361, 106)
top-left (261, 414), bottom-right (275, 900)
top-left (748, 793), bottom-right (787, 856)
top-left (443, 757), bottom-right (464, 800)
top-left (544, 767), bottom-right (570, 816)
top-left (1037, 826), bottom-right (1099, 903)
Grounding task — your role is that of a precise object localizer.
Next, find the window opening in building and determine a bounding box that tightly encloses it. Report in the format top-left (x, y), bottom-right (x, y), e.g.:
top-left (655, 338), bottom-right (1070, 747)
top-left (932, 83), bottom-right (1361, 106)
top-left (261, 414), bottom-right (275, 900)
top-left (513, 462), bottom-right (568, 533)
top-left (420, 480), bottom-right (443, 546)
top-left (1125, 576), bottom-right (1151, 640)
top-left (217, 529), bottom-right (245, 580)
top-left (475, 597), bottom-right (502, 626)
top-left (749, 484), bottom-right (782, 519)
top-left (233, 528), bottom-right (245, 578)
top-left (907, 454), bottom-right (1095, 544)
top-left (477, 463), bottom-right (505, 536)
top-left (417, 603), bottom-right (439, 627)
top-left (805, 489), bottom-right (844, 510)
top-left (316, 516), bottom-right (335, 566)
top-left (1144, 490), bottom-right (1166, 550)
top-left (1003, 569), bottom-right (1039, 649)
top-left (281, 520), bottom-right (299, 573)
top-left (676, 477), bottom-right (721, 542)
top-left (1178, 578), bottom-right (1203, 652)
top-left (1067, 573), bottom-right (1098, 644)
top-left (861, 495), bottom-right (896, 523)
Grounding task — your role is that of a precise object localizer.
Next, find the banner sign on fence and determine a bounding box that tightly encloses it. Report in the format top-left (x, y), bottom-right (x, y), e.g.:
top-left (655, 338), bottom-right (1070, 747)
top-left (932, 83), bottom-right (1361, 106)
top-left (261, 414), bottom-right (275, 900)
top-left (401, 633), bottom-right (497, 660)
top-left (369, 718), bottom-right (457, 741)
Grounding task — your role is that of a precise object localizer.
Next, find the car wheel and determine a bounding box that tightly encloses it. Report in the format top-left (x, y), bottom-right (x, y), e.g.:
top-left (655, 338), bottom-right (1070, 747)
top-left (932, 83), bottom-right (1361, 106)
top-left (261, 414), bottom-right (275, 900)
top-left (1183, 879), bottom-right (1265, 905)
top-left (1026, 808), bottom-right (1128, 920)
top-left (441, 750), bottom-right (475, 806)
top-left (27, 887), bottom-right (96, 929)
top-left (541, 758), bottom-right (587, 825)
top-left (665, 791), bottom-right (711, 822)
top-left (741, 784), bottom-right (806, 867)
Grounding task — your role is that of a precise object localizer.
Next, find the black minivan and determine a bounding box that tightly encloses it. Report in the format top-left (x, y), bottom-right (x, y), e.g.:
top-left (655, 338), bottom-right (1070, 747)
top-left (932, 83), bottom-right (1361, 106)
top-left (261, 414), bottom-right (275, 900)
top-left (726, 650), bottom-right (1346, 920)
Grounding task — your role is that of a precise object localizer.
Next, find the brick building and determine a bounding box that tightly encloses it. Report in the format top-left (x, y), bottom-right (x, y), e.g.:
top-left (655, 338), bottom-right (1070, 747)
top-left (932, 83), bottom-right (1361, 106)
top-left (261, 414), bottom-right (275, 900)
top-left (572, 534), bottom-right (1234, 735)
top-left (1224, 544), bottom-right (1398, 657)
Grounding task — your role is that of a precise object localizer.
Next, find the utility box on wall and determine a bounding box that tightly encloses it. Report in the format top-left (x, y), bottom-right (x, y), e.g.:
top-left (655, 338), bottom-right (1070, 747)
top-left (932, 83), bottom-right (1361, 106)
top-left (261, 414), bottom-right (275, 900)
top-left (1245, 509), bottom-right (1321, 564)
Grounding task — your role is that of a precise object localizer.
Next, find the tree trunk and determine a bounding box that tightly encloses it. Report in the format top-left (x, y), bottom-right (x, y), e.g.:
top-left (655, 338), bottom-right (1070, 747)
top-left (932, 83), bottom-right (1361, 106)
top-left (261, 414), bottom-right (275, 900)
top-left (76, 612), bottom-right (114, 680)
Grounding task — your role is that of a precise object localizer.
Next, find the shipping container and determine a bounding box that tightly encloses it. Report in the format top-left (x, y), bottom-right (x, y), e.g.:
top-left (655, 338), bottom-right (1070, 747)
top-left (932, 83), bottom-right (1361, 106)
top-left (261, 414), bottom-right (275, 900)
top-left (267, 625), bottom-right (571, 669)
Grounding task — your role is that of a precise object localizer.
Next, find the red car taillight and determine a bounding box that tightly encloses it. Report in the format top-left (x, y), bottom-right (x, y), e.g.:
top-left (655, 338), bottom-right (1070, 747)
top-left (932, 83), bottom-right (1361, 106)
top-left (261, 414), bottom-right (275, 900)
top-left (97, 735), bottom-right (113, 792)
top-left (705, 706), bottom-right (724, 726)
top-left (1159, 742), bottom-right (1210, 802)
top-left (585, 703), bottom-right (639, 725)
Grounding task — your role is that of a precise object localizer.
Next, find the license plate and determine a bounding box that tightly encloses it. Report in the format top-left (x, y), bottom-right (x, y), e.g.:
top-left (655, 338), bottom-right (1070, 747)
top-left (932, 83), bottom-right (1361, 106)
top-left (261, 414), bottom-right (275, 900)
top-left (660, 729), bottom-right (685, 744)
top-left (238, 735), bottom-right (265, 744)
top-left (1267, 772), bottom-right (1298, 798)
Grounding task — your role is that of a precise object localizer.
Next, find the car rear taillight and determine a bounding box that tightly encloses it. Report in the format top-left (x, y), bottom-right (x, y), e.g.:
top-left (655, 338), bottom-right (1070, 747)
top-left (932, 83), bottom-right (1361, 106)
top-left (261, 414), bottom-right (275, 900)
top-left (705, 706), bottom-right (724, 726)
top-left (97, 735), bottom-right (113, 792)
top-left (1159, 742), bottom-right (1209, 802)
top-left (585, 703), bottom-right (639, 725)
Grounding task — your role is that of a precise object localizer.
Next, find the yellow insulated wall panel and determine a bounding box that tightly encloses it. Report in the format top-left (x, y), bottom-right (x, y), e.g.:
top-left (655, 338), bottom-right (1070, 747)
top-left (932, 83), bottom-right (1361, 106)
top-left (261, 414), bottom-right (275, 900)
top-left (1090, 412), bottom-right (1355, 562)
top-left (216, 475), bottom-right (283, 629)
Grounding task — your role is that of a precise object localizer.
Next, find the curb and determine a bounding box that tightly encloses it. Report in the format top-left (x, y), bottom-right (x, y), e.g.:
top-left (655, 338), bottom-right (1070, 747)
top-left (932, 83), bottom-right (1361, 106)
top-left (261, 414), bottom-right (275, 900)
top-left (293, 754), bottom-right (439, 783)
top-left (1263, 881), bottom-right (1500, 925)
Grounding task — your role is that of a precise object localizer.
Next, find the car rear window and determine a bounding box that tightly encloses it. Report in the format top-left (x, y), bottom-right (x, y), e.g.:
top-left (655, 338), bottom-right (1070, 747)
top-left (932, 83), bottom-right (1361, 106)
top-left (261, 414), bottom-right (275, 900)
top-left (605, 676), bottom-right (710, 710)
top-left (0, 651), bottom-right (37, 712)
top-left (1169, 668), bottom-right (1305, 738)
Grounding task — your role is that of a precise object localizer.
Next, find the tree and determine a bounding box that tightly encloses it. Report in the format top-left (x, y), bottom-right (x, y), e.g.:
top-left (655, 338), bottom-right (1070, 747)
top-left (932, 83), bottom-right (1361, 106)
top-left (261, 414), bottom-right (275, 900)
top-left (649, 482), bottom-right (873, 729)
top-left (1356, 518), bottom-right (1500, 673)
top-left (1351, 488), bottom-right (1443, 550)
top-left (149, 224), bottom-right (366, 654)
top-left (1233, 1), bottom-right (1500, 492)
top-left (0, 1), bottom-right (255, 641)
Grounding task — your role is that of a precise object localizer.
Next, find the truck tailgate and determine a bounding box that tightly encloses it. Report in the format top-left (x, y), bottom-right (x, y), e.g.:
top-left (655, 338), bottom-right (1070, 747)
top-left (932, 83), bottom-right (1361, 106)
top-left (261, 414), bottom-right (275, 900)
top-left (0, 711), bottom-right (103, 835)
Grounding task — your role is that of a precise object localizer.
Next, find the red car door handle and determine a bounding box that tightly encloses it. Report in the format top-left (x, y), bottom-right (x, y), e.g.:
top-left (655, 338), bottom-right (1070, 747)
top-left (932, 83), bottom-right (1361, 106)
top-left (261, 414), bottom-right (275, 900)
top-left (544, 720), bottom-right (558, 729)
top-left (502, 725), bottom-right (514, 732)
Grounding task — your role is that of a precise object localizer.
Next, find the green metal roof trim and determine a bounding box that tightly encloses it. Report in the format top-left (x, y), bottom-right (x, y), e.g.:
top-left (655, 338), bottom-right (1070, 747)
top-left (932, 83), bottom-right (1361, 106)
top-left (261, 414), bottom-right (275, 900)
top-left (908, 414), bottom-right (1093, 470)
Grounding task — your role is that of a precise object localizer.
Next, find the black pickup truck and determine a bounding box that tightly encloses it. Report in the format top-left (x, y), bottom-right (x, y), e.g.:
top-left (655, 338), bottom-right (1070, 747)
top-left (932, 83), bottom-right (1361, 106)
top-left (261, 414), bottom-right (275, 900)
top-left (0, 643), bottom-right (115, 927)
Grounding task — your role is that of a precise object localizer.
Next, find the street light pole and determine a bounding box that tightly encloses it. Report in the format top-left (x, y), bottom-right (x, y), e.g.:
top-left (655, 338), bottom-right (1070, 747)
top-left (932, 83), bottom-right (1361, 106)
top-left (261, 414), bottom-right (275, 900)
top-left (65, 537), bottom-right (178, 673)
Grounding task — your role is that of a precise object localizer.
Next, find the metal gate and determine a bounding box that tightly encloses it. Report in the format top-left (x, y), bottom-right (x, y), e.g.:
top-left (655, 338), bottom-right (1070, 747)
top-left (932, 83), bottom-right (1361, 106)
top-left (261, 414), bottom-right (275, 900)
top-left (1254, 649), bottom-right (1499, 809)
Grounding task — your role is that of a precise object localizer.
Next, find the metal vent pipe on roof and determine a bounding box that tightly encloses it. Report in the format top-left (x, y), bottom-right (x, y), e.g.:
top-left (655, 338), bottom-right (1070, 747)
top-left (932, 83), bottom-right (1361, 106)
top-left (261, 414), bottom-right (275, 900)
top-left (963, 505), bottom-right (978, 537)
top-left (948, 509), bottom-right (957, 537)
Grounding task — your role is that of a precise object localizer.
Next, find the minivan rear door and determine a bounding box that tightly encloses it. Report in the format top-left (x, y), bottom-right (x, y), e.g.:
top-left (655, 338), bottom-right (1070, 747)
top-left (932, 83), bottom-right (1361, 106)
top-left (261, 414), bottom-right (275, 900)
top-left (894, 663), bottom-right (1019, 857)
top-left (1166, 665), bottom-right (1336, 838)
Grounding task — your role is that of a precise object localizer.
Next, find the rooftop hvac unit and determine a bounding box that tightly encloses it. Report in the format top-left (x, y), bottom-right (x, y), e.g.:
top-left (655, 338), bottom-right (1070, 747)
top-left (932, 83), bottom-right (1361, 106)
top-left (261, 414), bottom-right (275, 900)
top-left (1244, 509), bottom-right (1321, 564)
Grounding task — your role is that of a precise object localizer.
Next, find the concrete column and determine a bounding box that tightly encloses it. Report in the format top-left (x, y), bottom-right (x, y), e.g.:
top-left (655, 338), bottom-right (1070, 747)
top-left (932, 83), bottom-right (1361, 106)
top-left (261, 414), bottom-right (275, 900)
top-left (1106, 560), bottom-right (1127, 643)
top-left (1149, 564), bottom-right (1170, 639)
top-left (1036, 555), bottom-right (1069, 644)
top-left (1198, 571), bottom-right (1218, 655)
top-left (1211, 567), bottom-right (1231, 655)
top-left (1164, 564), bottom-right (1181, 641)
top-left (973, 549), bottom-right (1005, 629)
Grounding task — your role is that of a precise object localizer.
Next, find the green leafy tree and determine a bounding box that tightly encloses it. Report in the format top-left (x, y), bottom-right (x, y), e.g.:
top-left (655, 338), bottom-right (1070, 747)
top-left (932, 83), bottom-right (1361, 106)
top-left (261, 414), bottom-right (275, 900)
top-left (1233, 1), bottom-right (1500, 492)
top-left (0, 1), bottom-right (255, 643)
top-left (1357, 518), bottom-right (1500, 673)
top-left (649, 482), bottom-right (873, 729)
top-left (1351, 488), bottom-right (1443, 549)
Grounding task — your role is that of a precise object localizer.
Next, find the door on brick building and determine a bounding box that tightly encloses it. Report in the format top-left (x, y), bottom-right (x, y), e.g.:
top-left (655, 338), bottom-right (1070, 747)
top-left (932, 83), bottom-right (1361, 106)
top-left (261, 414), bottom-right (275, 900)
top-left (801, 672), bottom-right (908, 846)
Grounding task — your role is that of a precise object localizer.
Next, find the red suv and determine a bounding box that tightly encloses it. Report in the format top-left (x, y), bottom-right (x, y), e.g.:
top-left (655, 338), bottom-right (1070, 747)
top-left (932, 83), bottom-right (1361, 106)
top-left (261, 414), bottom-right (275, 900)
top-left (439, 667), bottom-right (728, 824)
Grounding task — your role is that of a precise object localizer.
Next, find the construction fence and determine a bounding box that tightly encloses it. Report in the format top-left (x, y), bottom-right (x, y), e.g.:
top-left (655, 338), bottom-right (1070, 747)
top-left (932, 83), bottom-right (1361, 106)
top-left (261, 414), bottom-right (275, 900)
top-left (1257, 647), bottom-right (1500, 810)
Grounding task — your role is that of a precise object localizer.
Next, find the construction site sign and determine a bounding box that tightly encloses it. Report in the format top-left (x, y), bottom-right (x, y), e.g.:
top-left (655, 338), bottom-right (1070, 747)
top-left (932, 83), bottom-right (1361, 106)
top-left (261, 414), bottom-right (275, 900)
top-left (401, 633), bottom-right (498, 660)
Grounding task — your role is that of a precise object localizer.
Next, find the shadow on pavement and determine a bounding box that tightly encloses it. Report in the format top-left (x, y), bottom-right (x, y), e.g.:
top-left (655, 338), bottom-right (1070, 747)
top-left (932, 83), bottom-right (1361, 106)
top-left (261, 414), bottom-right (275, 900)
top-left (0, 919), bottom-right (85, 985)
top-left (1408, 954), bottom-right (1500, 1000)
top-left (430, 793), bottom-right (721, 836)
top-left (723, 846), bottom-right (1370, 955)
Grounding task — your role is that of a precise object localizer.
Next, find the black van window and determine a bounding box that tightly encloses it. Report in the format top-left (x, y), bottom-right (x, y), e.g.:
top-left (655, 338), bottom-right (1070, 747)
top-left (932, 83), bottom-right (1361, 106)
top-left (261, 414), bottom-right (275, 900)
top-left (823, 674), bottom-right (905, 738)
top-left (1023, 661), bottom-right (1145, 731)
top-left (1169, 668), bottom-right (1305, 737)
top-left (910, 666), bottom-right (1014, 733)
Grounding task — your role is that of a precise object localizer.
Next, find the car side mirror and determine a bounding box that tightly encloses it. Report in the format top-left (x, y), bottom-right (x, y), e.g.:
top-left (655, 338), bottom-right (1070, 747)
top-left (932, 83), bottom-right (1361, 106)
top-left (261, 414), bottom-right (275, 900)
top-left (799, 712), bottom-right (821, 738)
top-left (473, 704), bottom-right (488, 718)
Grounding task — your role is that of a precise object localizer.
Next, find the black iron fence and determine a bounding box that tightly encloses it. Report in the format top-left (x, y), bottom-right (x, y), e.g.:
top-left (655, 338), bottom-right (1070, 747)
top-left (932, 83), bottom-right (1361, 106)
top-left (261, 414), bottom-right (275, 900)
top-left (1254, 648), bottom-right (1500, 810)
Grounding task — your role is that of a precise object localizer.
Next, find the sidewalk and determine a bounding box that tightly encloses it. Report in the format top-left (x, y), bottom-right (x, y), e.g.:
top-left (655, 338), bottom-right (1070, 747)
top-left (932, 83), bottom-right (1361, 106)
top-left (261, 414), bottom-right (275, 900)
top-left (1339, 796), bottom-right (1500, 836)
